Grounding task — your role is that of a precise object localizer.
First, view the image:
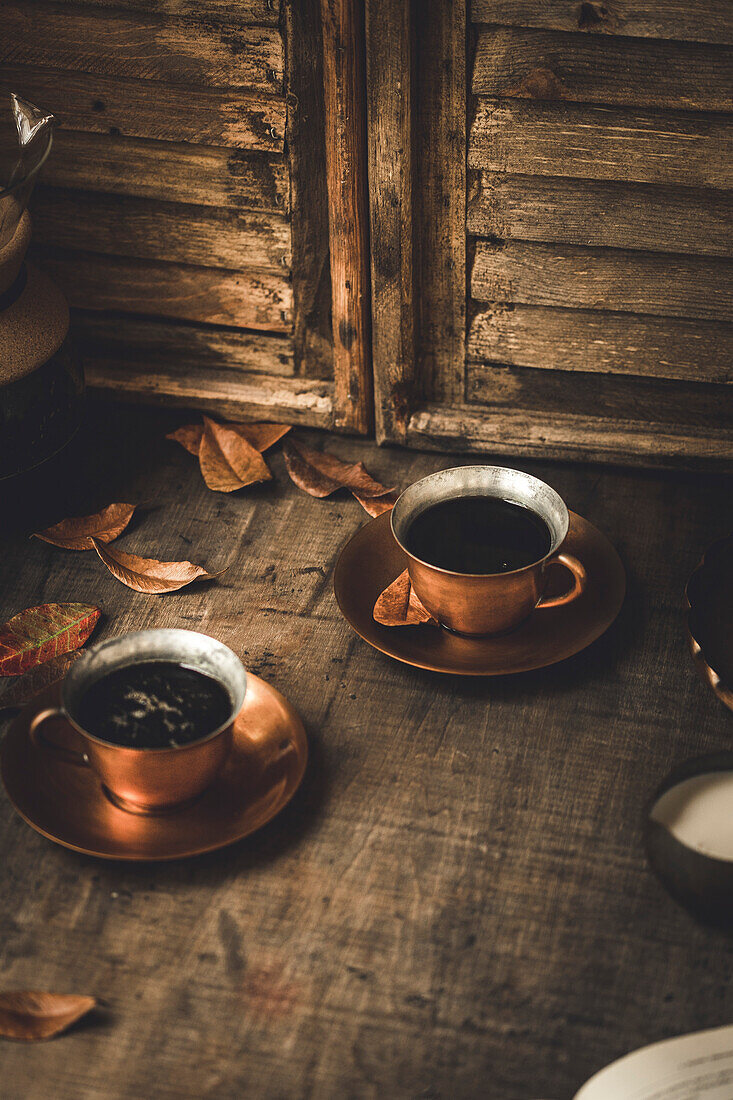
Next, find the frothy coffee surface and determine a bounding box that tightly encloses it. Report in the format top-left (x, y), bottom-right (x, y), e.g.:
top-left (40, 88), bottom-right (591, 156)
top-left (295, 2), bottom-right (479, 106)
top-left (77, 661), bottom-right (232, 749)
top-left (404, 495), bottom-right (552, 574)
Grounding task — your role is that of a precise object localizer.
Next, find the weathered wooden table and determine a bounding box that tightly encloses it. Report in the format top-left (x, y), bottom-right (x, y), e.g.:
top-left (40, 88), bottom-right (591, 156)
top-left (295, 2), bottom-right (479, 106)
top-left (1, 402), bottom-right (732, 1100)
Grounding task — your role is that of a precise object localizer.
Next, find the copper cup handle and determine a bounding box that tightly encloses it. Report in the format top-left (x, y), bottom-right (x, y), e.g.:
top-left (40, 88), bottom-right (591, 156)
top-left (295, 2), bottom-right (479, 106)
top-left (28, 707), bottom-right (90, 767)
top-left (537, 553), bottom-right (587, 610)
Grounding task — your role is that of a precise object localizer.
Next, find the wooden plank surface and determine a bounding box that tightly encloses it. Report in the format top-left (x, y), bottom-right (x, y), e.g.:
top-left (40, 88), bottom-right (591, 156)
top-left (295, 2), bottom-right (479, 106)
top-left (407, 400), bottom-right (733, 467)
top-left (365, 0), bottom-right (415, 444)
top-left (3, 67), bottom-right (285, 150)
top-left (34, 249), bottom-right (292, 331)
top-left (44, 132), bottom-right (288, 212)
top-left (2, 405), bottom-right (733, 1100)
top-left (321, 0), bottom-right (374, 433)
top-left (467, 304), bottom-right (733, 382)
top-left (412, 0), bottom-right (467, 406)
top-left (285, 0), bottom-right (334, 381)
top-left (51, 0), bottom-right (280, 22)
top-left (471, 0), bottom-right (733, 45)
top-left (472, 26), bottom-right (733, 112)
top-left (471, 240), bottom-right (733, 321)
top-left (73, 312), bottom-right (295, 378)
top-left (85, 372), bottom-right (333, 425)
top-left (32, 189), bottom-right (292, 274)
top-left (467, 172), bottom-right (733, 258)
top-left (469, 99), bottom-right (733, 188)
top-left (467, 363), bottom-right (733, 428)
top-left (2, 3), bottom-right (284, 91)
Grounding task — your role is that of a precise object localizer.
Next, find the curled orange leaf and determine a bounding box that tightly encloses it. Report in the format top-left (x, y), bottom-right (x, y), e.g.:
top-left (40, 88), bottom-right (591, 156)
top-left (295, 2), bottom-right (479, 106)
top-left (282, 439), bottom-right (396, 515)
top-left (0, 991), bottom-right (96, 1041)
top-left (199, 417), bottom-right (272, 492)
top-left (33, 503), bottom-right (136, 550)
top-left (92, 539), bottom-right (220, 594)
top-left (373, 570), bottom-right (436, 627)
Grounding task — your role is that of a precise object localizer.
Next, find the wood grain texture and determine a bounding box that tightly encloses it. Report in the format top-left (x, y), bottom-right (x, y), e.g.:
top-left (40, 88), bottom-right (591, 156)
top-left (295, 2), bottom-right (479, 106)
top-left (2, 67), bottom-right (285, 150)
top-left (2, 3), bottom-right (284, 91)
top-left (467, 304), bottom-right (733, 382)
top-left (469, 99), bottom-right (733, 188)
top-left (44, 132), bottom-right (288, 212)
top-left (471, 240), bottom-right (733, 321)
top-left (467, 172), bottom-right (733, 258)
top-left (407, 401), bottom-right (733, 467)
top-left (73, 311), bottom-right (295, 378)
top-left (471, 0), bottom-right (733, 44)
top-left (3, 405), bottom-right (733, 1100)
top-left (32, 188), bottom-right (292, 274)
top-left (321, 0), bottom-right (374, 432)
top-left (285, 0), bottom-right (335, 381)
top-left (467, 363), bottom-right (733, 429)
top-left (34, 248), bottom-right (292, 330)
top-left (413, 0), bottom-right (467, 405)
top-left (365, 0), bottom-right (415, 443)
top-left (472, 26), bottom-right (733, 112)
top-left (51, 0), bottom-right (280, 22)
top-left (85, 371), bottom-right (333, 425)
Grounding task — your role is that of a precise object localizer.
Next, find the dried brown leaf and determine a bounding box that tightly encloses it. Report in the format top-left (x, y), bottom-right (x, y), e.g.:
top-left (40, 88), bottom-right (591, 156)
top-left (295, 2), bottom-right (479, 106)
top-left (33, 503), bottom-right (136, 550)
top-left (373, 570), bottom-right (436, 627)
top-left (167, 420), bottom-right (291, 458)
top-left (0, 604), bottom-right (101, 677)
top-left (92, 540), bottom-right (219, 594)
top-left (0, 992), bottom-right (96, 1041)
top-left (198, 417), bottom-right (272, 492)
top-left (353, 490), bottom-right (399, 518)
top-left (282, 439), bottom-right (396, 516)
top-left (0, 652), bottom-right (82, 711)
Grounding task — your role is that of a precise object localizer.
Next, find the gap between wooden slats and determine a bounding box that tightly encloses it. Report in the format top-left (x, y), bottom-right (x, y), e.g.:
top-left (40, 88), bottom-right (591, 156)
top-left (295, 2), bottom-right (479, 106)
top-left (32, 188), bottom-right (292, 273)
top-left (471, 240), bottom-right (732, 321)
top-left (466, 364), bottom-right (733, 429)
top-left (2, 67), bottom-right (285, 151)
top-left (467, 304), bottom-right (732, 382)
top-left (73, 311), bottom-right (296, 378)
top-left (2, 3), bottom-right (283, 91)
top-left (467, 173), bottom-right (733, 258)
top-left (469, 99), bottom-right (733, 188)
top-left (470, 1), bottom-right (733, 46)
top-left (472, 26), bottom-right (733, 112)
top-left (407, 403), bottom-right (733, 469)
top-left (44, 133), bottom-right (288, 212)
top-left (34, 248), bottom-right (292, 331)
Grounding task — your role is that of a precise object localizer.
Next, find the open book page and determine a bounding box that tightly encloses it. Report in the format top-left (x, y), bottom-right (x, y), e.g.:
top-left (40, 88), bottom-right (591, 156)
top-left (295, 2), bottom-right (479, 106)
top-left (575, 1026), bottom-right (733, 1100)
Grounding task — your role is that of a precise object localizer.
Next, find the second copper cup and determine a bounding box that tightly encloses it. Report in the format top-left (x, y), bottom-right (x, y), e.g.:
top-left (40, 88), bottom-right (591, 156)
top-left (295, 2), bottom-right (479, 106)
top-left (390, 466), bottom-right (587, 636)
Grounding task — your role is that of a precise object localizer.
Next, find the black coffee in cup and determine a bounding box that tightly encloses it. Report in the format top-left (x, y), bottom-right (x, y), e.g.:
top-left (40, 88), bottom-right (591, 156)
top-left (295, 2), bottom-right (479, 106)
top-left (404, 495), bottom-right (552, 574)
top-left (77, 661), bottom-right (232, 749)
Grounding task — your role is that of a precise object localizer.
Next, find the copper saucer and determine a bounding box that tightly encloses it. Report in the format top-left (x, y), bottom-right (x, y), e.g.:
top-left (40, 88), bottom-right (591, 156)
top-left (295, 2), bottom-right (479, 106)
top-left (333, 510), bottom-right (625, 676)
top-left (1, 675), bottom-right (307, 860)
top-left (686, 532), bottom-right (733, 713)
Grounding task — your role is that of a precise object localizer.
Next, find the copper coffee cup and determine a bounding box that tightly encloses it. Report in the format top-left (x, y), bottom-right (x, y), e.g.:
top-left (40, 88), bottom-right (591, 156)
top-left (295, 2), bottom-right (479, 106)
top-left (28, 629), bottom-right (247, 814)
top-left (391, 466), bottom-right (587, 636)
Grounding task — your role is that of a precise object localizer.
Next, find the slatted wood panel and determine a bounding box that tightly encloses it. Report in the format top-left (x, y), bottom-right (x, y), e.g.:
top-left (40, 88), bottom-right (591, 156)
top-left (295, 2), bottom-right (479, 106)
top-left (2, 0), bottom-right (364, 430)
top-left (367, 0), bottom-right (733, 468)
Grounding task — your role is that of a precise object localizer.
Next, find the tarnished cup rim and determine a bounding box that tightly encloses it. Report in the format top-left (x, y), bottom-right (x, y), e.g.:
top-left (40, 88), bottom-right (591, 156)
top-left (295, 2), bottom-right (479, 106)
top-left (59, 628), bottom-right (247, 754)
top-left (390, 465), bottom-right (570, 579)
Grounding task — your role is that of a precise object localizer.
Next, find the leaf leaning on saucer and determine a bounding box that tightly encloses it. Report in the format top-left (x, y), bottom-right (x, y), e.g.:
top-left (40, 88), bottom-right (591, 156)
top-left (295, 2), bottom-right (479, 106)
top-left (0, 604), bottom-right (101, 677)
top-left (373, 570), bottom-right (436, 627)
top-left (33, 503), bottom-right (136, 550)
top-left (0, 991), bottom-right (96, 1041)
top-left (92, 540), bottom-right (220, 594)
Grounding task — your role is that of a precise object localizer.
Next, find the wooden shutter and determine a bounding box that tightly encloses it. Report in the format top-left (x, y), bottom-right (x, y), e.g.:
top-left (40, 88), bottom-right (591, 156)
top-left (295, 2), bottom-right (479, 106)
top-left (368, 0), bottom-right (733, 469)
top-left (2, 0), bottom-right (372, 432)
